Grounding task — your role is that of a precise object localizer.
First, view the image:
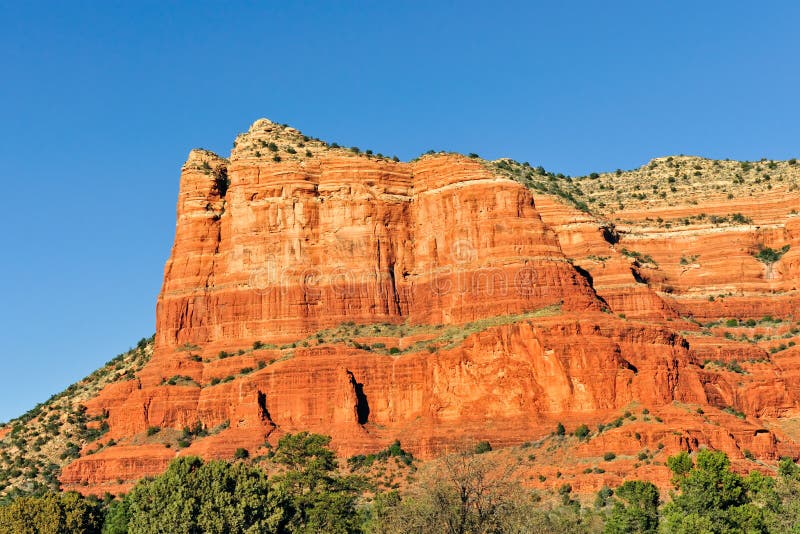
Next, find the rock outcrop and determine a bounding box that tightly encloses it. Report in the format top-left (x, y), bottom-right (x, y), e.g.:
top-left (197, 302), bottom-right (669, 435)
top-left (59, 119), bottom-right (800, 494)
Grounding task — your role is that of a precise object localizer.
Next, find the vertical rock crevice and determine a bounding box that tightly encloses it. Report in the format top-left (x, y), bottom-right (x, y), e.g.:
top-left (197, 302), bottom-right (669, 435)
top-left (257, 390), bottom-right (276, 427)
top-left (346, 371), bottom-right (370, 425)
top-left (387, 262), bottom-right (402, 316)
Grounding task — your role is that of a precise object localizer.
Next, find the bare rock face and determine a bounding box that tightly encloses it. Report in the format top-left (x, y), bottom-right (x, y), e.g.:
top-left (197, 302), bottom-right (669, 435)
top-left (59, 120), bottom-right (800, 494)
top-left (155, 127), bottom-right (597, 352)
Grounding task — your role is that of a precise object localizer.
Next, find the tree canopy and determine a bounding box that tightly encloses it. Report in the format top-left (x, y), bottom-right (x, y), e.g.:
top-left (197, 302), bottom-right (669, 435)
top-left (5, 439), bottom-right (800, 534)
top-left (0, 491), bottom-right (103, 534)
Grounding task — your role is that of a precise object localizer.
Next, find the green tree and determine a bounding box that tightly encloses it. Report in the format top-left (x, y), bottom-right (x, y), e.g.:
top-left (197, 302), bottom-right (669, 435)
top-left (761, 457), bottom-right (800, 532)
top-left (604, 480), bottom-right (659, 533)
top-left (755, 245), bottom-right (790, 264)
top-left (0, 491), bottom-right (103, 534)
top-left (666, 450), bottom-right (693, 486)
top-left (659, 450), bottom-right (767, 533)
top-left (104, 433), bottom-right (360, 533)
top-left (101, 498), bottom-right (131, 534)
top-left (122, 456), bottom-right (282, 533)
top-left (271, 432), bottom-right (364, 533)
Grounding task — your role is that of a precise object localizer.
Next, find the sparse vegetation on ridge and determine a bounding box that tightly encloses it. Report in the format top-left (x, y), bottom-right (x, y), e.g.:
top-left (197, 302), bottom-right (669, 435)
top-left (481, 153), bottom-right (800, 219)
top-left (288, 303), bottom-right (562, 356)
top-left (196, 304), bottom-right (563, 375)
top-left (195, 119), bottom-right (800, 227)
top-left (0, 336), bottom-right (153, 499)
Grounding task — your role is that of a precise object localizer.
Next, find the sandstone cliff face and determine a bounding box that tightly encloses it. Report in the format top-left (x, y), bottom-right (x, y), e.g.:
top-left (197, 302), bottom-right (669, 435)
top-left (155, 121), bottom-right (597, 353)
top-left (59, 120), bottom-right (800, 494)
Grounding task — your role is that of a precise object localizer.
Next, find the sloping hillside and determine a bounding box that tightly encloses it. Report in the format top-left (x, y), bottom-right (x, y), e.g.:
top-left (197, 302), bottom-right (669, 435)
top-left (0, 337), bottom-right (152, 500)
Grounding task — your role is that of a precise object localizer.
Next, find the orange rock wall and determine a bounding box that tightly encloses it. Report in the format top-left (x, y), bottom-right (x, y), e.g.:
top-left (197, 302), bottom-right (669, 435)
top-left (155, 146), bottom-right (597, 354)
top-left (59, 120), bottom-right (800, 494)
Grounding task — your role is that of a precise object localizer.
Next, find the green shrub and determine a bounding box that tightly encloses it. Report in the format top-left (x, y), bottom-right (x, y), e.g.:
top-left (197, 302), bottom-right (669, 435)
top-left (603, 452), bottom-right (617, 461)
top-left (474, 441), bottom-right (492, 454)
top-left (727, 360), bottom-right (745, 373)
top-left (620, 248), bottom-right (657, 266)
top-left (722, 406), bottom-right (746, 419)
top-left (755, 244), bottom-right (790, 264)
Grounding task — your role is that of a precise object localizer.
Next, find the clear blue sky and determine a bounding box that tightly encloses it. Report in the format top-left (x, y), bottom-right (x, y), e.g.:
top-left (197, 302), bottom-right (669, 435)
top-left (1, 1), bottom-right (799, 422)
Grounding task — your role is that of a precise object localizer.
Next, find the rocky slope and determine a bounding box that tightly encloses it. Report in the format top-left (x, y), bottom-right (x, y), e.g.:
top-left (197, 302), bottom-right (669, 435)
top-left (0, 338), bottom-right (152, 498)
top-left (5, 118), bottom-right (800, 497)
